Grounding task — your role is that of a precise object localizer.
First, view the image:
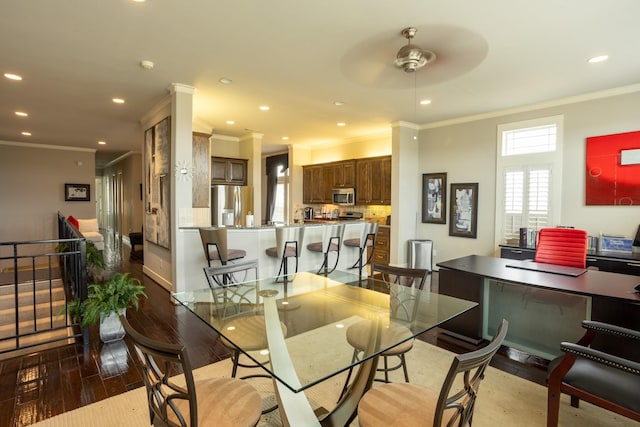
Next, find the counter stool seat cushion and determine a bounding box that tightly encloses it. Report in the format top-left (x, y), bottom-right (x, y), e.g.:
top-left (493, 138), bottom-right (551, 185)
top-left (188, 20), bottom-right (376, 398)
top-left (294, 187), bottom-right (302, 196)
top-left (307, 241), bottom-right (339, 252)
top-left (343, 237), bottom-right (374, 248)
top-left (265, 246), bottom-right (297, 258)
top-left (208, 248), bottom-right (247, 262)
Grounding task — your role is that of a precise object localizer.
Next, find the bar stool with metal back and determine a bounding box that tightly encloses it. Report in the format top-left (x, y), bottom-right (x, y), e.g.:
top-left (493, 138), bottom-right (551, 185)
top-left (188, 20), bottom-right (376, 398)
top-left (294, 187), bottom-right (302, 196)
top-left (264, 225), bottom-right (305, 281)
top-left (343, 221), bottom-right (378, 278)
top-left (306, 223), bottom-right (345, 274)
top-left (199, 227), bottom-right (247, 286)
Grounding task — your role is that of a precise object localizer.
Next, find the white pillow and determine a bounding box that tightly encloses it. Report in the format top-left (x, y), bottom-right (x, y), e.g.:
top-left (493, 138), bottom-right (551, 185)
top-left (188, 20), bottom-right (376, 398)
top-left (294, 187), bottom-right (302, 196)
top-left (78, 218), bottom-right (99, 233)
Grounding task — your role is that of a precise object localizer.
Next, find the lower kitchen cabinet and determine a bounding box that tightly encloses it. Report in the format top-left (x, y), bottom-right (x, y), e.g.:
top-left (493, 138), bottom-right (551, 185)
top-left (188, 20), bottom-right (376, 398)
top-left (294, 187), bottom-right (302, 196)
top-left (370, 226), bottom-right (390, 265)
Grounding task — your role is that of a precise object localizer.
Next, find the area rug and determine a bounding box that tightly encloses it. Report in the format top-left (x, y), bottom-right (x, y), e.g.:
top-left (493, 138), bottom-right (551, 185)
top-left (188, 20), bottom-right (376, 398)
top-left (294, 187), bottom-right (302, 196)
top-left (32, 338), bottom-right (636, 427)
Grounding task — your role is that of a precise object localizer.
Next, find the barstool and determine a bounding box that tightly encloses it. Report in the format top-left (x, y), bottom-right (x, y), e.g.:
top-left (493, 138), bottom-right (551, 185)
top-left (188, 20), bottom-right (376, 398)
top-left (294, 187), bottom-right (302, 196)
top-left (343, 222), bottom-right (379, 278)
top-left (199, 227), bottom-right (246, 267)
top-left (199, 227), bottom-right (247, 286)
top-left (306, 223), bottom-right (345, 274)
top-left (264, 226), bottom-right (305, 281)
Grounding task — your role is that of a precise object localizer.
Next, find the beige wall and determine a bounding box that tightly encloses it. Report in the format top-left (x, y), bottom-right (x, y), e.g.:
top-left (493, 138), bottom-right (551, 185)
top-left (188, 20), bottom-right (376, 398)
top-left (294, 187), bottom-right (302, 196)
top-left (416, 90), bottom-right (640, 266)
top-left (0, 142), bottom-right (97, 242)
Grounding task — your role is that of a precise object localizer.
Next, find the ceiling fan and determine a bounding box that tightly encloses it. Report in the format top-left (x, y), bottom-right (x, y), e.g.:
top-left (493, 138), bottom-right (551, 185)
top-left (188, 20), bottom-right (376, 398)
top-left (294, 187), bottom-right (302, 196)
top-left (395, 27), bottom-right (436, 73)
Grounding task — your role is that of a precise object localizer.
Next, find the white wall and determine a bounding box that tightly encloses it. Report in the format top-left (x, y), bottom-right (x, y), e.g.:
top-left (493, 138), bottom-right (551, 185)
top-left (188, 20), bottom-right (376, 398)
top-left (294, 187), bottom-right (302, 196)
top-left (415, 90), bottom-right (640, 267)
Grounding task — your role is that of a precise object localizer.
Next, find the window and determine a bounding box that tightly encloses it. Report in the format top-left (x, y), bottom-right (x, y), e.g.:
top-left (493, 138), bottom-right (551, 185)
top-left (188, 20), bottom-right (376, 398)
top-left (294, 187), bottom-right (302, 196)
top-left (271, 165), bottom-right (289, 223)
top-left (495, 116), bottom-right (563, 246)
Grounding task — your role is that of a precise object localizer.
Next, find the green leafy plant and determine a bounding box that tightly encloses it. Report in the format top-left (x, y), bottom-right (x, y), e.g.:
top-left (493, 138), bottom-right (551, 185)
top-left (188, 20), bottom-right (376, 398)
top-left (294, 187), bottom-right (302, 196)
top-left (56, 240), bottom-right (105, 282)
top-left (67, 272), bottom-right (146, 326)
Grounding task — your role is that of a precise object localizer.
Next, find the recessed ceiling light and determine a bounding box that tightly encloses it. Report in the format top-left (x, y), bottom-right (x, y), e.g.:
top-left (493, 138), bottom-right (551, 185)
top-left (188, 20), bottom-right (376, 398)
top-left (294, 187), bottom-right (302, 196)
top-left (588, 55), bottom-right (609, 64)
top-left (334, 101), bottom-right (345, 106)
top-left (98, 141), bottom-right (106, 145)
top-left (4, 73), bottom-right (22, 81)
top-left (219, 77), bottom-right (232, 84)
top-left (337, 122), bottom-right (346, 127)
top-left (132, 0), bottom-right (145, 3)
top-left (259, 105), bottom-right (270, 111)
top-left (15, 111), bottom-right (28, 117)
top-left (21, 131), bottom-right (31, 136)
top-left (419, 99), bottom-right (432, 105)
top-left (112, 98), bottom-right (125, 104)
top-left (225, 120), bottom-right (235, 125)
top-left (281, 136), bottom-right (289, 140)
top-left (140, 60), bottom-right (154, 70)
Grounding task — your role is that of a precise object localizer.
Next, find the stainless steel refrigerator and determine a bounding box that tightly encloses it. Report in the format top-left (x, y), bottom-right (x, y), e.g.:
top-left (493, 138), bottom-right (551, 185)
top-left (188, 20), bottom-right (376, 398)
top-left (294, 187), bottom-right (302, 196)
top-left (211, 185), bottom-right (254, 227)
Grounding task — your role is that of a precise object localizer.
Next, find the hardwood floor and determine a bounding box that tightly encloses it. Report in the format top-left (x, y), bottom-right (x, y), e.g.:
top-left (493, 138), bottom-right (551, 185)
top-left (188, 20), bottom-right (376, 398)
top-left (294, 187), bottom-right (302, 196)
top-left (0, 241), bottom-right (549, 427)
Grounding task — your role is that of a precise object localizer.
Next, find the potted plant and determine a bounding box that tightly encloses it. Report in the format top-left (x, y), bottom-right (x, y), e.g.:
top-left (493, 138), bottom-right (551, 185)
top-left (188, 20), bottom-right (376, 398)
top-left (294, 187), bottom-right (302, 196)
top-left (67, 272), bottom-right (146, 342)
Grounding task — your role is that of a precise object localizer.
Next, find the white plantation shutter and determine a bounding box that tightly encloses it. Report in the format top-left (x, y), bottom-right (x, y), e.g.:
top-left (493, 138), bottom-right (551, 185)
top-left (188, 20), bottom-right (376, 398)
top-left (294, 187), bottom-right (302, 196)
top-left (496, 116), bottom-right (562, 245)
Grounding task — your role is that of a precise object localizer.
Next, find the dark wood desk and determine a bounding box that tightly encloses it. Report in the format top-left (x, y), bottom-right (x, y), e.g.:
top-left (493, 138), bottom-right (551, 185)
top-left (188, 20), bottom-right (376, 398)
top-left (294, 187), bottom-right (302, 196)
top-left (436, 255), bottom-right (640, 360)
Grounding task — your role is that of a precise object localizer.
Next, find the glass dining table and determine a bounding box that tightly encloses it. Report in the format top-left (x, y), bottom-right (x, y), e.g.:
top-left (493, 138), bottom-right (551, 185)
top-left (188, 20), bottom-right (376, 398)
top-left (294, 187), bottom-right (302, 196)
top-left (173, 269), bottom-right (477, 426)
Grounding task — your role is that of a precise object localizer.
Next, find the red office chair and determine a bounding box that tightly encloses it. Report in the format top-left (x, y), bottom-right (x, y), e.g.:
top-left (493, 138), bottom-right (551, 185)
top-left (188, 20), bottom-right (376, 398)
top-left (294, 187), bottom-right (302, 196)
top-left (534, 228), bottom-right (588, 268)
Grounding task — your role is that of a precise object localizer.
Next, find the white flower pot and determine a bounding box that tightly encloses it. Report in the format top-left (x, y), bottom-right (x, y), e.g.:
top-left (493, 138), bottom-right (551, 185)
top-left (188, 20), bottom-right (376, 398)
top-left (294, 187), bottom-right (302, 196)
top-left (99, 308), bottom-right (126, 343)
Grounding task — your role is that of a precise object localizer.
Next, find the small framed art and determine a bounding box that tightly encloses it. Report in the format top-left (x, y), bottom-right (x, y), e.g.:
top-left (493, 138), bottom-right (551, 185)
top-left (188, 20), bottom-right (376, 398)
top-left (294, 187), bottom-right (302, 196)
top-left (449, 182), bottom-right (478, 238)
top-left (422, 172), bottom-right (447, 224)
top-left (64, 183), bottom-right (90, 201)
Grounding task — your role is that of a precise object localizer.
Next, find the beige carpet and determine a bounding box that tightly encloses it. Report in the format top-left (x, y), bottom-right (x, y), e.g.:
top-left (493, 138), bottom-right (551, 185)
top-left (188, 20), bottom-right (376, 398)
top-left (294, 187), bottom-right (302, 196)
top-left (32, 338), bottom-right (637, 427)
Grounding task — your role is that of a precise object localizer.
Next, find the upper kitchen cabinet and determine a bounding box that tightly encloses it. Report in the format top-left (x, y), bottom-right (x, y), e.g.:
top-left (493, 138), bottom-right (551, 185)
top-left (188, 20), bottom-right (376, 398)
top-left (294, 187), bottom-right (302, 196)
top-left (356, 156), bottom-right (391, 205)
top-left (211, 157), bottom-right (248, 185)
top-left (303, 164), bottom-right (326, 203)
top-left (330, 160), bottom-right (356, 188)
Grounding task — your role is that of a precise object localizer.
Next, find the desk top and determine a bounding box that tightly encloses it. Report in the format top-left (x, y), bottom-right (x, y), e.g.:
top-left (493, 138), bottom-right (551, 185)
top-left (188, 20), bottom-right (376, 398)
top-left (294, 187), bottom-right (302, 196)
top-left (437, 255), bottom-right (640, 302)
top-left (173, 270), bottom-right (476, 393)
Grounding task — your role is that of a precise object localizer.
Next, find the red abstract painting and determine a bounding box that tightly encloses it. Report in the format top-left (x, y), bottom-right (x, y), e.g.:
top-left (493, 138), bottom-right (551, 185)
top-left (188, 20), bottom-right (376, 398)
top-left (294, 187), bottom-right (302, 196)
top-left (585, 130), bottom-right (640, 205)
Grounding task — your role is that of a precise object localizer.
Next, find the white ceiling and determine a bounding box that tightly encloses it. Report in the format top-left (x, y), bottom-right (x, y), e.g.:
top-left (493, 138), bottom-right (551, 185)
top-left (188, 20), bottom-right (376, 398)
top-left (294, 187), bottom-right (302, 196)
top-left (2, 1), bottom-right (640, 166)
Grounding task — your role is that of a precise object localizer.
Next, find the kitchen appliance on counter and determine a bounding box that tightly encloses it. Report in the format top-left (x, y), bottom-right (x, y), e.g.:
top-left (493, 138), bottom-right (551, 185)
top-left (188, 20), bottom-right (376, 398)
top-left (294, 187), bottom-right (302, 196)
top-left (211, 185), bottom-right (253, 227)
top-left (332, 188), bottom-right (355, 206)
top-left (304, 207), bottom-right (314, 220)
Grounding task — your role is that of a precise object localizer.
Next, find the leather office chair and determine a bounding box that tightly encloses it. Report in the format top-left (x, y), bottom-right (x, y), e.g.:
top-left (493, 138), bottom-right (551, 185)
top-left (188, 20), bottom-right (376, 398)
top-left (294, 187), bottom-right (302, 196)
top-left (306, 223), bottom-right (345, 274)
top-left (534, 227), bottom-right (588, 268)
top-left (547, 320), bottom-right (640, 426)
top-left (120, 315), bottom-right (262, 427)
top-left (199, 227), bottom-right (247, 267)
top-left (264, 225), bottom-right (305, 281)
top-left (339, 263), bottom-right (429, 399)
top-left (358, 319), bottom-right (508, 427)
top-left (343, 221), bottom-right (378, 278)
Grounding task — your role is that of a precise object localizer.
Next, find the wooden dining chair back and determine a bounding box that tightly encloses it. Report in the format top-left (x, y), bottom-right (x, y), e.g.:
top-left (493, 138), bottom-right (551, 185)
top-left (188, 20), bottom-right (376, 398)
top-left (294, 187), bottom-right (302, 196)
top-left (120, 315), bottom-right (262, 427)
top-left (198, 227), bottom-right (247, 267)
top-left (371, 262), bottom-right (429, 290)
top-left (357, 319), bottom-right (509, 427)
top-left (547, 320), bottom-right (640, 426)
top-left (534, 227), bottom-right (588, 268)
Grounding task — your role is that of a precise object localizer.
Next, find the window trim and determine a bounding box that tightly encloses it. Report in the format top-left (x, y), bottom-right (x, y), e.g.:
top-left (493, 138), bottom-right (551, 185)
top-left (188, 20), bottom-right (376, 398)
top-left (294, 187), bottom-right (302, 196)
top-left (494, 115), bottom-right (563, 247)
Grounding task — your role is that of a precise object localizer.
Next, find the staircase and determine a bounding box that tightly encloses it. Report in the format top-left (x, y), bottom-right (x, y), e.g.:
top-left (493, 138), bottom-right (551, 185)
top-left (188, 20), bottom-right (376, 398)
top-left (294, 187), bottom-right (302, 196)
top-left (0, 273), bottom-right (76, 360)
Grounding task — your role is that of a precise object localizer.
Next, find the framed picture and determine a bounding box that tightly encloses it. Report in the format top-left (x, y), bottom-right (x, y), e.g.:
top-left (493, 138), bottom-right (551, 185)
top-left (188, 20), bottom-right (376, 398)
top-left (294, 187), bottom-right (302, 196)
top-left (64, 183), bottom-right (90, 201)
top-left (422, 172), bottom-right (447, 224)
top-left (449, 182), bottom-right (478, 238)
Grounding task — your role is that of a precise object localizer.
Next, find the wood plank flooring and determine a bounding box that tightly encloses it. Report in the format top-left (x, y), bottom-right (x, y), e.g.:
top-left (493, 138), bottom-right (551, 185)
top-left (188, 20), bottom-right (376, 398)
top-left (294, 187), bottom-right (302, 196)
top-left (0, 242), bottom-right (549, 427)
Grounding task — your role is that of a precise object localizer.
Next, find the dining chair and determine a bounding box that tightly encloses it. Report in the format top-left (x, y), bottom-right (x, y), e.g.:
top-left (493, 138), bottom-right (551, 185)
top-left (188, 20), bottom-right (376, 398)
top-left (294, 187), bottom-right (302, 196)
top-left (306, 223), bottom-right (345, 274)
top-left (357, 319), bottom-right (509, 427)
top-left (202, 260), bottom-right (285, 415)
top-left (198, 227), bottom-right (247, 267)
top-left (264, 225), bottom-right (305, 281)
top-left (546, 320), bottom-right (640, 426)
top-left (339, 263), bottom-right (429, 399)
top-left (120, 315), bottom-right (262, 427)
top-left (343, 221), bottom-right (378, 278)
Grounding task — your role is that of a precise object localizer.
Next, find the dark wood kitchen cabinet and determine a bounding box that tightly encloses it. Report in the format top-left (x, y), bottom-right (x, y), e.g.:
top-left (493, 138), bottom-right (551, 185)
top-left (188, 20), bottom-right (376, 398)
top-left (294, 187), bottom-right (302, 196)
top-left (211, 157), bottom-right (247, 185)
top-left (330, 160), bottom-right (356, 188)
top-left (303, 165), bottom-right (327, 203)
top-left (356, 156), bottom-right (391, 205)
top-left (369, 225), bottom-right (390, 265)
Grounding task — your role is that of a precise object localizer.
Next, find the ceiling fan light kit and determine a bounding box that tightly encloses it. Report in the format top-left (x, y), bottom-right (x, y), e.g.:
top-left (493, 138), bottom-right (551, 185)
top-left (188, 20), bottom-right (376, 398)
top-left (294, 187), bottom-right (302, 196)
top-left (395, 27), bottom-right (436, 73)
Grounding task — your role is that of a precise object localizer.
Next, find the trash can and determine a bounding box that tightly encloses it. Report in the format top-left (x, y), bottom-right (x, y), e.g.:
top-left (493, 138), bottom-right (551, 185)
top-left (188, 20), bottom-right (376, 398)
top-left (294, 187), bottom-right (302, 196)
top-left (408, 239), bottom-right (433, 271)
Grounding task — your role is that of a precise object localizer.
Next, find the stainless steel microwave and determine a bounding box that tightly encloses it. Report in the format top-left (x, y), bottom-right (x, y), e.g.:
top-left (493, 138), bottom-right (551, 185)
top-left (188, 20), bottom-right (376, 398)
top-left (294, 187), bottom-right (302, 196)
top-left (332, 188), bottom-right (355, 206)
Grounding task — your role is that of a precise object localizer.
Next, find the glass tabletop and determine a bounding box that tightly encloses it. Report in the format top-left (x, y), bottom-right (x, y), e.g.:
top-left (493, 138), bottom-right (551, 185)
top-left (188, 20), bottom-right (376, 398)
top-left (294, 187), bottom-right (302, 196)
top-left (172, 270), bottom-right (477, 393)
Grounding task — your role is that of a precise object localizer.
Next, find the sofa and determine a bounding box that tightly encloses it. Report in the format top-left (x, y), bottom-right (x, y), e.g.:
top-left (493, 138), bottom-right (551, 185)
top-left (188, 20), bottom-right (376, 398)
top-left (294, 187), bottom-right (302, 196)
top-left (66, 216), bottom-right (104, 251)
